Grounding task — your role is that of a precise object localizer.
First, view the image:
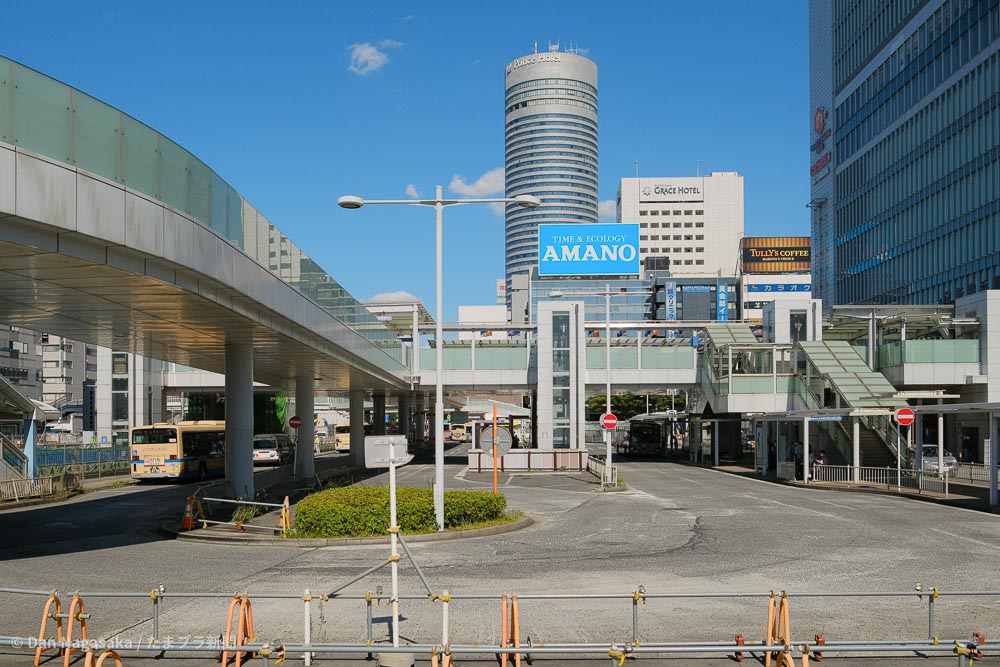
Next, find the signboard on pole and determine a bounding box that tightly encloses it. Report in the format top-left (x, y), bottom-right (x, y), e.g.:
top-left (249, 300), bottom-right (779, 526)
top-left (289, 415), bottom-right (302, 429)
top-left (364, 435), bottom-right (413, 469)
top-left (894, 408), bottom-right (915, 426)
top-left (601, 413), bottom-right (619, 430)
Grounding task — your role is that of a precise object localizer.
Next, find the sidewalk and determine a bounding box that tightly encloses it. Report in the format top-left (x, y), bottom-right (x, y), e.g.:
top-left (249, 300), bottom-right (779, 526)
top-left (715, 463), bottom-right (996, 512)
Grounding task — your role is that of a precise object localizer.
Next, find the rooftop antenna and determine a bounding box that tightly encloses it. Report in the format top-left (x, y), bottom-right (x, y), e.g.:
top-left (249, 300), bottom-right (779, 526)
top-left (696, 160), bottom-right (701, 177)
top-left (635, 160), bottom-right (639, 178)
top-left (534, 40), bottom-right (538, 54)
top-left (549, 39), bottom-right (559, 52)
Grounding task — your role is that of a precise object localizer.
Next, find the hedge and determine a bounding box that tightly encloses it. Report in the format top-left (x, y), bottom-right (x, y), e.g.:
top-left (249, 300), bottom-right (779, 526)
top-left (294, 486), bottom-right (507, 538)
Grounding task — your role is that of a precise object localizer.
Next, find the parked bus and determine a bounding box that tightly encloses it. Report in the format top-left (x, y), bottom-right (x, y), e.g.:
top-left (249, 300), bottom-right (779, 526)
top-left (450, 423), bottom-right (470, 442)
top-left (334, 425), bottom-right (351, 451)
top-left (130, 421), bottom-right (226, 481)
top-left (614, 413), bottom-right (687, 458)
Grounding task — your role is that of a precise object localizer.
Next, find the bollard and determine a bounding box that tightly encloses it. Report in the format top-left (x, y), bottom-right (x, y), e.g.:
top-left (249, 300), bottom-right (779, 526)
top-left (441, 590), bottom-right (451, 652)
top-left (511, 595), bottom-right (521, 667)
top-left (500, 594), bottom-right (509, 667)
top-left (63, 593), bottom-right (88, 667)
top-left (302, 589), bottom-right (312, 667)
top-left (928, 588), bottom-right (938, 639)
top-left (366, 591), bottom-right (374, 660)
top-left (733, 633), bottom-right (744, 662)
top-left (34, 592), bottom-right (62, 667)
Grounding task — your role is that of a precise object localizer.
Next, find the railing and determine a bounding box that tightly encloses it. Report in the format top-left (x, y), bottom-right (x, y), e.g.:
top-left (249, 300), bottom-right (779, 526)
top-left (2, 584), bottom-right (998, 665)
top-left (586, 454), bottom-right (619, 486)
top-left (0, 433), bottom-right (27, 477)
top-left (0, 475), bottom-right (57, 502)
top-left (812, 465), bottom-right (950, 495)
top-left (469, 449), bottom-right (586, 473)
top-left (34, 445), bottom-right (131, 479)
top-left (954, 462), bottom-right (990, 483)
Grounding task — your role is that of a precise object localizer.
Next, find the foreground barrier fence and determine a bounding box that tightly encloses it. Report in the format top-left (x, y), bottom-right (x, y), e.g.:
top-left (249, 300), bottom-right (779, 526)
top-left (812, 464), bottom-right (952, 495)
top-left (1, 584), bottom-right (997, 665)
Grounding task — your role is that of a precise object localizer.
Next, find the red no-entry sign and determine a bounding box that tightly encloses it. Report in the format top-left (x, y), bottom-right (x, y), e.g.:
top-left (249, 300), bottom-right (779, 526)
top-left (894, 408), bottom-right (915, 426)
top-left (289, 415), bottom-right (302, 429)
top-left (601, 413), bottom-right (619, 430)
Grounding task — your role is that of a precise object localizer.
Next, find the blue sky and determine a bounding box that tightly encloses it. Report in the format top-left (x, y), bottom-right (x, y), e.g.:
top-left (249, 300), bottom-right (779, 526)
top-left (5, 2), bottom-right (810, 321)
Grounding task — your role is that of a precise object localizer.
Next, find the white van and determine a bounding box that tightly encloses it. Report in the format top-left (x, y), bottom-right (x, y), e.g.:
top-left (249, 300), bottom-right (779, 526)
top-left (252, 433), bottom-right (293, 466)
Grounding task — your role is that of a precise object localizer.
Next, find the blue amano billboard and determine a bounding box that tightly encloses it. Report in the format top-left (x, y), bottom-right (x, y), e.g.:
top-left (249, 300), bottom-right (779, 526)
top-left (538, 224), bottom-right (640, 276)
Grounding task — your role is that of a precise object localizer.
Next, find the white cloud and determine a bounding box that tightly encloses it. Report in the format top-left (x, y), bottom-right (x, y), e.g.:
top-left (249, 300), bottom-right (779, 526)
top-left (449, 167), bottom-right (505, 196)
top-left (489, 202), bottom-right (505, 216)
top-left (348, 43), bottom-right (389, 75)
top-left (379, 39), bottom-right (405, 49)
top-left (368, 290), bottom-right (420, 304)
top-left (405, 184), bottom-right (420, 198)
top-left (400, 15), bottom-right (414, 22)
top-left (598, 199), bottom-right (617, 221)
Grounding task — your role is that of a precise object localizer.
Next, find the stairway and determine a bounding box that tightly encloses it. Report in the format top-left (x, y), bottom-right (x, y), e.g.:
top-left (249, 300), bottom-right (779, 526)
top-left (0, 435), bottom-right (27, 480)
top-left (859, 427), bottom-right (895, 468)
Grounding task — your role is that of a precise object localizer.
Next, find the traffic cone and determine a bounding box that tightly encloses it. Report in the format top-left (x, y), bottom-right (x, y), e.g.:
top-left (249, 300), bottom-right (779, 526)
top-left (181, 497), bottom-right (194, 531)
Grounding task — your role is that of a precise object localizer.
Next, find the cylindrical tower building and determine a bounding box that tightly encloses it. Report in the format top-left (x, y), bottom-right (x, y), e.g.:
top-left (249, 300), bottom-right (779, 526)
top-left (504, 48), bottom-right (598, 296)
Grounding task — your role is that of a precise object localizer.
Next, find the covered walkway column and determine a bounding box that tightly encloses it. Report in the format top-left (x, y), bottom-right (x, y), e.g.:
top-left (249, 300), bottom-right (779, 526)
top-left (398, 393), bottom-right (410, 443)
top-left (990, 412), bottom-right (998, 507)
top-left (373, 392), bottom-right (386, 435)
top-left (803, 416), bottom-right (810, 484)
top-left (852, 416), bottom-right (860, 483)
top-left (225, 342), bottom-right (254, 500)
top-left (294, 373), bottom-right (315, 481)
top-left (349, 389), bottom-right (365, 467)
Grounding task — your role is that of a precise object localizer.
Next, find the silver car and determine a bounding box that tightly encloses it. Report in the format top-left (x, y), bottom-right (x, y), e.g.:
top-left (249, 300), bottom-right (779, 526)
top-left (920, 445), bottom-right (959, 474)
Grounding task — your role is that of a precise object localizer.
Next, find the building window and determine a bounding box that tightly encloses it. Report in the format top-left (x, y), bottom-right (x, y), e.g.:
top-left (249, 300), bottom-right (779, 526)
top-left (662, 210), bottom-right (671, 216)
top-left (684, 260), bottom-right (693, 265)
top-left (685, 248), bottom-right (693, 253)
top-left (695, 210), bottom-right (704, 215)
top-left (685, 235), bottom-right (693, 240)
top-left (651, 235), bottom-right (659, 240)
top-left (650, 222), bottom-right (659, 228)
top-left (673, 222), bottom-right (681, 228)
top-left (112, 353), bottom-right (128, 375)
top-left (696, 247), bottom-right (704, 252)
top-left (695, 222), bottom-right (703, 227)
top-left (684, 210), bottom-right (693, 215)
top-left (673, 260), bottom-right (682, 265)
top-left (684, 223), bottom-right (693, 228)
top-left (673, 235), bottom-right (681, 240)
top-left (639, 210), bottom-right (647, 216)
top-left (640, 222), bottom-right (648, 228)
top-left (640, 235), bottom-right (648, 240)
top-left (696, 260), bottom-right (704, 265)
top-left (650, 210), bottom-right (659, 216)
top-left (673, 210), bottom-right (681, 215)
top-left (696, 235), bottom-right (704, 240)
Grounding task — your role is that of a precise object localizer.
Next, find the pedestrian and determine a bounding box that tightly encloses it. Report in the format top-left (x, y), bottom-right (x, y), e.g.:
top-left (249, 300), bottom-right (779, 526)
top-left (793, 441), bottom-right (804, 480)
top-left (816, 450), bottom-right (828, 466)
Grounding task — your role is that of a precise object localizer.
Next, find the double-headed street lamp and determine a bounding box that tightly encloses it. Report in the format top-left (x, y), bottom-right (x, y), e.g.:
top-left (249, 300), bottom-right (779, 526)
top-left (338, 185), bottom-right (539, 531)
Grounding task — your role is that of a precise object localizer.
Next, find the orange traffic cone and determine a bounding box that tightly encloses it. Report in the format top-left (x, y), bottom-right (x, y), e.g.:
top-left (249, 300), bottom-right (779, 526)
top-left (181, 498), bottom-right (194, 531)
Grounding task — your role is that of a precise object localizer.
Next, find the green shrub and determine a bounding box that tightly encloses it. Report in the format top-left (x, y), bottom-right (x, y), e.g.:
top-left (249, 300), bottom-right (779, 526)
top-left (444, 490), bottom-right (506, 526)
top-left (294, 486), bottom-right (508, 538)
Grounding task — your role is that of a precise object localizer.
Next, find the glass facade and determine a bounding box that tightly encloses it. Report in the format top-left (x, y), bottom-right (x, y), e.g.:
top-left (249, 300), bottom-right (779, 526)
top-left (504, 54), bottom-right (600, 298)
top-left (529, 278), bottom-right (652, 324)
top-left (0, 57), bottom-right (403, 368)
top-left (813, 0), bottom-right (1000, 305)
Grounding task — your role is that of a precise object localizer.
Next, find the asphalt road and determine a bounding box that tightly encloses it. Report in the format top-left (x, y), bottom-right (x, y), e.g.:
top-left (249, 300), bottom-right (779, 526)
top-left (2, 447), bottom-right (1000, 665)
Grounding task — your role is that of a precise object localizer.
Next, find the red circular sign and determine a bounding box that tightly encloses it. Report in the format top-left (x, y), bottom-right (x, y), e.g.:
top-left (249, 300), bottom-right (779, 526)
top-left (601, 413), bottom-right (619, 430)
top-left (895, 408), bottom-right (915, 426)
top-left (288, 415), bottom-right (302, 429)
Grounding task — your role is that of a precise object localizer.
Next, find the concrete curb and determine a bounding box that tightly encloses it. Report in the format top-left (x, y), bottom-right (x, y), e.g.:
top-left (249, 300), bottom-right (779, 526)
top-left (169, 512), bottom-right (536, 547)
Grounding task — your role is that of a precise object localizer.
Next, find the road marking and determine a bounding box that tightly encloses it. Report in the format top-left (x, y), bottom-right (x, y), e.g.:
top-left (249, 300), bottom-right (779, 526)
top-left (681, 477), bottom-right (705, 485)
top-left (810, 497), bottom-right (858, 511)
top-left (743, 494), bottom-right (850, 521)
top-left (928, 527), bottom-right (1000, 552)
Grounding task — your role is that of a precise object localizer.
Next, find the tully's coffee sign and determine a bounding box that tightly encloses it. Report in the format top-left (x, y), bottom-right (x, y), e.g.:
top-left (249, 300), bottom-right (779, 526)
top-left (741, 237), bottom-right (811, 274)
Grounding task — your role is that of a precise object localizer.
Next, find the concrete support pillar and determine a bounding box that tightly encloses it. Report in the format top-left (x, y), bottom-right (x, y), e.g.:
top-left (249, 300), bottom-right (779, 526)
top-left (415, 394), bottom-right (426, 449)
top-left (803, 416), bottom-right (810, 484)
top-left (294, 373), bottom-right (315, 481)
top-left (373, 392), bottom-right (386, 436)
top-left (224, 342), bottom-right (254, 500)
top-left (989, 413), bottom-right (998, 507)
top-left (398, 393), bottom-right (411, 443)
top-left (938, 400), bottom-right (945, 477)
top-left (713, 421), bottom-right (719, 467)
top-left (349, 389), bottom-right (365, 467)
top-left (916, 409), bottom-right (924, 471)
top-left (22, 419), bottom-right (38, 478)
top-left (852, 416), bottom-right (861, 483)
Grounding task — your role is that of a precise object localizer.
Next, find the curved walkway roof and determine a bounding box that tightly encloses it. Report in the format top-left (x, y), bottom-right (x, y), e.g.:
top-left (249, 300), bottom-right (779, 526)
top-left (0, 56), bottom-right (407, 392)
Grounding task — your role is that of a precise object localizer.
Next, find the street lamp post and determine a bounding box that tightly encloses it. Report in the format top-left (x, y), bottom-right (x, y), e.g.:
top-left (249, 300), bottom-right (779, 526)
top-left (338, 185), bottom-right (539, 531)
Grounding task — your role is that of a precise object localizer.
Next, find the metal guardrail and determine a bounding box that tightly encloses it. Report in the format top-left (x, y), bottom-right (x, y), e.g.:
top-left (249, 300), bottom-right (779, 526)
top-left (955, 462), bottom-right (990, 483)
top-left (0, 475), bottom-right (57, 502)
top-left (812, 464), bottom-right (951, 495)
top-left (0, 585), bottom-right (997, 666)
top-left (586, 454), bottom-right (619, 486)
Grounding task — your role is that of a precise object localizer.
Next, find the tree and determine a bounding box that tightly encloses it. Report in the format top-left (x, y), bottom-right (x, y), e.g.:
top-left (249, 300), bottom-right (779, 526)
top-left (585, 392), bottom-right (687, 421)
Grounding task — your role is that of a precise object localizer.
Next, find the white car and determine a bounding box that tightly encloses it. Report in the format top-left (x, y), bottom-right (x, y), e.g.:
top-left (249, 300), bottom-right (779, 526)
top-left (920, 445), bottom-right (959, 474)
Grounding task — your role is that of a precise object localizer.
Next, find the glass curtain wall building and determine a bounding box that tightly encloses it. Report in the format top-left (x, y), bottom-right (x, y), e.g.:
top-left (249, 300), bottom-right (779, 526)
top-left (504, 48), bottom-right (599, 303)
top-left (810, 0), bottom-right (1000, 306)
